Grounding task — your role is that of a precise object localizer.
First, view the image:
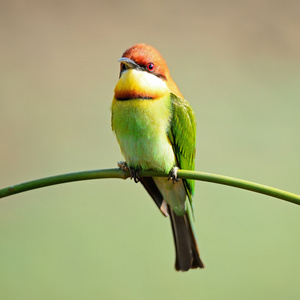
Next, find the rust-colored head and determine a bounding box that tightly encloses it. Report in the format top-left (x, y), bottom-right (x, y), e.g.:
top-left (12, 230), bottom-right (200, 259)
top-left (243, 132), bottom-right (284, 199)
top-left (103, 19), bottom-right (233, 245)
top-left (120, 43), bottom-right (183, 98)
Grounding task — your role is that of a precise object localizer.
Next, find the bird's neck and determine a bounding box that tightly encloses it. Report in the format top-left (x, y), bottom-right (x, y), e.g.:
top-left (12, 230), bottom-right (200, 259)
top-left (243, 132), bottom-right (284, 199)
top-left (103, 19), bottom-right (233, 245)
top-left (166, 77), bottom-right (183, 99)
top-left (114, 69), bottom-right (170, 101)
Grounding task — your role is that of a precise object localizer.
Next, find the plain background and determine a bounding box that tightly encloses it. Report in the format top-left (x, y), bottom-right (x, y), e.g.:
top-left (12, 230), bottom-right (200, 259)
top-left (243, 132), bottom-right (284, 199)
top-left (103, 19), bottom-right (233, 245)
top-left (1, 0), bottom-right (300, 299)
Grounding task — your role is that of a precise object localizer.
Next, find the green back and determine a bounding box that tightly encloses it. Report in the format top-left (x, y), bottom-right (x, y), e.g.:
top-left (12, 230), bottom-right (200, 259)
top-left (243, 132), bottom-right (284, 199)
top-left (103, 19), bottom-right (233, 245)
top-left (168, 93), bottom-right (196, 204)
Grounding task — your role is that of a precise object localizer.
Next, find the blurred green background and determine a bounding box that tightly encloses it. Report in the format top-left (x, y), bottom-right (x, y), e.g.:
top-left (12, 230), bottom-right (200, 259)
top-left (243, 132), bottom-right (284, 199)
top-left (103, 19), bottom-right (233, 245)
top-left (1, 0), bottom-right (300, 299)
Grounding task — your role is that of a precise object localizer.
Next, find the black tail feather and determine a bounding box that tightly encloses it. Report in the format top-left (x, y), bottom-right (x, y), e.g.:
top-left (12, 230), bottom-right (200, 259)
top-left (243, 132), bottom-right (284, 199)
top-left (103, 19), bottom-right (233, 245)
top-left (139, 178), bottom-right (204, 270)
top-left (169, 206), bottom-right (204, 271)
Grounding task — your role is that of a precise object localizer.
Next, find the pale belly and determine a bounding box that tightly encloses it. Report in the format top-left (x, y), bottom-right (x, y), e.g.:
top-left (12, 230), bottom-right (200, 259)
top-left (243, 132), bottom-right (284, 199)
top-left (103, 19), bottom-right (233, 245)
top-left (153, 176), bottom-right (186, 215)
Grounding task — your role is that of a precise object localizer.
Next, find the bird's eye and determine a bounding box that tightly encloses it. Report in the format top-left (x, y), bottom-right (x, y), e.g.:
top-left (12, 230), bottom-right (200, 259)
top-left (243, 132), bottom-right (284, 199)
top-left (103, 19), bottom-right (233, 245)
top-left (146, 63), bottom-right (155, 72)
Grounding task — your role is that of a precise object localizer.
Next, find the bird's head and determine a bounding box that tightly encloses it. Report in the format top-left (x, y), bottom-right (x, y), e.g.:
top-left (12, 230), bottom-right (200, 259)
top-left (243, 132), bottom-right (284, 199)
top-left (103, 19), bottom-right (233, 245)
top-left (114, 44), bottom-right (183, 100)
top-left (119, 44), bottom-right (169, 81)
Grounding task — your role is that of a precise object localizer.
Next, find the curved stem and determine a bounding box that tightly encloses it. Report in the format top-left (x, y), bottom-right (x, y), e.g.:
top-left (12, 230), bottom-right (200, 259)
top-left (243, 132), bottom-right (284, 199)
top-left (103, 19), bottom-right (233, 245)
top-left (0, 169), bottom-right (129, 198)
top-left (175, 170), bottom-right (300, 206)
top-left (0, 168), bottom-right (299, 206)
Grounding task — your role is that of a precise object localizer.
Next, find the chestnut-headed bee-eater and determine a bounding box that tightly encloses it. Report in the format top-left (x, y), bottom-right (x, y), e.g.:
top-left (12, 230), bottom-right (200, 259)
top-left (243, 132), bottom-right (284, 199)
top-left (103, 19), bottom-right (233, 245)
top-left (111, 43), bottom-right (204, 271)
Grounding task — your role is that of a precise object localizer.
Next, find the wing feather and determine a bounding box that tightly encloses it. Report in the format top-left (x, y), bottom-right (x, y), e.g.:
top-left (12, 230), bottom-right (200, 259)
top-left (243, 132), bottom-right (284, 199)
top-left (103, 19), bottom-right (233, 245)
top-left (168, 93), bottom-right (196, 204)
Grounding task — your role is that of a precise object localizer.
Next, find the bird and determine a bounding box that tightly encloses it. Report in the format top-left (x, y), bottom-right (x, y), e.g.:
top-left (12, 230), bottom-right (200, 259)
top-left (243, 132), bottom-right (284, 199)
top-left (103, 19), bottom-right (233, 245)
top-left (111, 43), bottom-right (204, 271)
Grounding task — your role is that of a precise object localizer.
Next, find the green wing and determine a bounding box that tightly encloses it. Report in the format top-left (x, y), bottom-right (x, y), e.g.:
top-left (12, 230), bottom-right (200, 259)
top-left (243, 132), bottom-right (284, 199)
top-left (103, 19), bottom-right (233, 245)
top-left (168, 93), bottom-right (196, 204)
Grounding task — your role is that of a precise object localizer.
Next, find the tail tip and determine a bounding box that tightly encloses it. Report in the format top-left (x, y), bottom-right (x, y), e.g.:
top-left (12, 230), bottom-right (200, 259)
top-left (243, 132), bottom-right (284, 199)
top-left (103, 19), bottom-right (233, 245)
top-left (175, 257), bottom-right (205, 271)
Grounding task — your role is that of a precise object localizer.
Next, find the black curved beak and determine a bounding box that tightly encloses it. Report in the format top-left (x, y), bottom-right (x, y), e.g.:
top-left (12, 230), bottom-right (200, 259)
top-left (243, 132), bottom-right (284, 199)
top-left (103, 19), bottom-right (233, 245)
top-left (118, 57), bottom-right (140, 69)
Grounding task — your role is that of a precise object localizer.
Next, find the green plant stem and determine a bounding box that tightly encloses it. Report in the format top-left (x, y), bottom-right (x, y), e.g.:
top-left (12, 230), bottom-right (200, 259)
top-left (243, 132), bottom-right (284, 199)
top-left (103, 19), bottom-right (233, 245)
top-left (0, 168), bottom-right (299, 206)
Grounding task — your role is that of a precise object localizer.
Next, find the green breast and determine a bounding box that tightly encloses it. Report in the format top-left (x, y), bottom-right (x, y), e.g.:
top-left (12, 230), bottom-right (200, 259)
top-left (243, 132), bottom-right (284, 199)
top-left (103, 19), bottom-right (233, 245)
top-left (112, 96), bottom-right (175, 172)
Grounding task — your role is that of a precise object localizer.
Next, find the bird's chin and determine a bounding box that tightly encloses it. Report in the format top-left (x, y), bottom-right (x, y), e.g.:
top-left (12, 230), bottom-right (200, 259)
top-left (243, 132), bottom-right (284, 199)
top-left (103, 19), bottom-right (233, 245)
top-left (115, 69), bottom-right (169, 100)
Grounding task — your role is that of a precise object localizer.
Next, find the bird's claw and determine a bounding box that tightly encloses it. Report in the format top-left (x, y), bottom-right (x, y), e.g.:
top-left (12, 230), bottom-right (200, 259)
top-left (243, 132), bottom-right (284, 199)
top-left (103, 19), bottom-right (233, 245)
top-left (130, 168), bottom-right (140, 183)
top-left (168, 166), bottom-right (180, 184)
top-left (118, 161), bottom-right (140, 183)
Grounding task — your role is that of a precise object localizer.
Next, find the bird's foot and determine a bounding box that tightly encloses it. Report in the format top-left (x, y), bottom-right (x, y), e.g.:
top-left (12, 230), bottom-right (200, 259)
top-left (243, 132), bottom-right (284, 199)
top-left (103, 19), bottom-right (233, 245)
top-left (130, 168), bottom-right (140, 183)
top-left (168, 166), bottom-right (180, 184)
top-left (117, 161), bottom-right (140, 183)
top-left (118, 161), bottom-right (140, 183)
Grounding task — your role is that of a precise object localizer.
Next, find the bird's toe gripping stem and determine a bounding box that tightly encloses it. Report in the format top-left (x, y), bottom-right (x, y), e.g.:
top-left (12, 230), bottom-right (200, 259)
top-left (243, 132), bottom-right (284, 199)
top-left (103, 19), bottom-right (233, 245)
top-left (130, 168), bottom-right (140, 183)
top-left (168, 166), bottom-right (180, 184)
top-left (117, 161), bottom-right (140, 183)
